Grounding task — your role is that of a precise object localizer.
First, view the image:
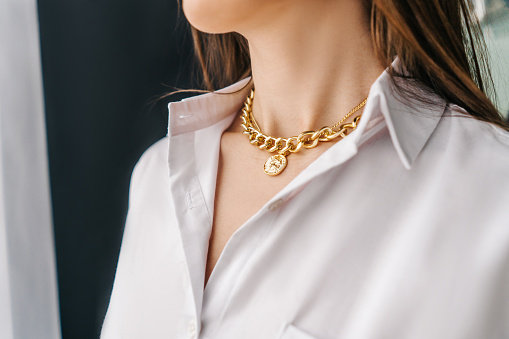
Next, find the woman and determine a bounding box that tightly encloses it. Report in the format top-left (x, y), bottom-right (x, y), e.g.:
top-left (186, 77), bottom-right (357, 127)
top-left (101, 0), bottom-right (509, 338)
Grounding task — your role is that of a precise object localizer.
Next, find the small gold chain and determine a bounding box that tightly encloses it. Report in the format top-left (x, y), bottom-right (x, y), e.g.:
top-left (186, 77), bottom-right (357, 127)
top-left (331, 98), bottom-right (368, 129)
top-left (240, 88), bottom-right (367, 176)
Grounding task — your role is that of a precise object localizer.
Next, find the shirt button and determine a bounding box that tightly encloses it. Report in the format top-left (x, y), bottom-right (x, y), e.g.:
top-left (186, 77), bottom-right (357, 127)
top-left (187, 320), bottom-right (197, 338)
top-left (268, 198), bottom-right (285, 211)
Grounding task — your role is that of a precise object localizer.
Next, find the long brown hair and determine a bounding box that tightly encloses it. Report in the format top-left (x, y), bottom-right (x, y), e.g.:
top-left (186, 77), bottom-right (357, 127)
top-left (188, 0), bottom-right (509, 131)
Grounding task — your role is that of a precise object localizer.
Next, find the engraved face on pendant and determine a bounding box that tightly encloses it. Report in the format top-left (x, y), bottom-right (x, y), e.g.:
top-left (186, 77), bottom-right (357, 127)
top-left (264, 154), bottom-right (287, 176)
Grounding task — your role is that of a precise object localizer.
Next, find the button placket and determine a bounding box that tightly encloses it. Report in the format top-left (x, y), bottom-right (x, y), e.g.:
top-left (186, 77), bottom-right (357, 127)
top-left (268, 198), bottom-right (285, 211)
top-left (187, 320), bottom-right (197, 338)
top-left (169, 131), bottom-right (212, 335)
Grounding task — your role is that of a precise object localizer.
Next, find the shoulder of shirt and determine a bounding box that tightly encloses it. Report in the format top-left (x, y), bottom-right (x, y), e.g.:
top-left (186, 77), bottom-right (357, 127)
top-left (444, 104), bottom-right (509, 145)
top-left (442, 104), bottom-right (509, 156)
top-left (128, 137), bottom-right (169, 199)
top-left (132, 136), bottom-right (169, 174)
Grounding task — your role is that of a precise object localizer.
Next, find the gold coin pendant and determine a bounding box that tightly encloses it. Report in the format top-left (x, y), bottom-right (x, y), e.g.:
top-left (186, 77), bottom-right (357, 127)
top-left (264, 154), bottom-right (287, 176)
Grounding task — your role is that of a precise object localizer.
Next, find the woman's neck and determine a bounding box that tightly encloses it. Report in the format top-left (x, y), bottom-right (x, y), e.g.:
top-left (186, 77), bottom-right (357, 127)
top-left (236, 0), bottom-right (385, 137)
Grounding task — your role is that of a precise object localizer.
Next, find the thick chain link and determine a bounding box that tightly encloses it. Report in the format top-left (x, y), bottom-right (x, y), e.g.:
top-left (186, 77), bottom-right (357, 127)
top-left (240, 89), bottom-right (366, 156)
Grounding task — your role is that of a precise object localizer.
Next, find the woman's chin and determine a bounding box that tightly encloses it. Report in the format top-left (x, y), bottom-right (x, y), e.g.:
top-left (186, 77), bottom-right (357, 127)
top-left (182, 1), bottom-right (242, 34)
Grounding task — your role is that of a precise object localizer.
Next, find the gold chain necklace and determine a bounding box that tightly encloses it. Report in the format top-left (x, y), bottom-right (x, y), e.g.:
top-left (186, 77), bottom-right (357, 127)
top-left (240, 88), bottom-right (367, 176)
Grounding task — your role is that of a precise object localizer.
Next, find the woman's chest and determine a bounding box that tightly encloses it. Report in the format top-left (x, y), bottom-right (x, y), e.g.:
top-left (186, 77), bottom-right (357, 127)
top-left (127, 173), bottom-right (502, 339)
top-left (115, 132), bottom-right (508, 338)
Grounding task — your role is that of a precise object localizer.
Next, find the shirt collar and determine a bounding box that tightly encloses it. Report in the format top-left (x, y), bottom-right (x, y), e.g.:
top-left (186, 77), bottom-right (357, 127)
top-left (365, 69), bottom-right (447, 169)
top-left (168, 77), bottom-right (253, 137)
top-left (168, 68), bottom-right (446, 170)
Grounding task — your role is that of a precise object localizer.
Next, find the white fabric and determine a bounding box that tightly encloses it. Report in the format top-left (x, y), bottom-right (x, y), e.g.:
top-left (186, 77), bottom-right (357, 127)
top-left (0, 0), bottom-right (60, 338)
top-left (101, 70), bottom-right (509, 339)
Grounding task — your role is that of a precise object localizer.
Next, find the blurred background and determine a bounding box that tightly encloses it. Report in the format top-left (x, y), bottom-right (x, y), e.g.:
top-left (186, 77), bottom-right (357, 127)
top-left (477, 0), bottom-right (509, 115)
top-left (0, 0), bottom-right (508, 338)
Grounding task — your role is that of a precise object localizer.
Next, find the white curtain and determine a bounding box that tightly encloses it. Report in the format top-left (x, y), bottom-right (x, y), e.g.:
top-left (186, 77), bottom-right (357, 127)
top-left (0, 0), bottom-right (60, 338)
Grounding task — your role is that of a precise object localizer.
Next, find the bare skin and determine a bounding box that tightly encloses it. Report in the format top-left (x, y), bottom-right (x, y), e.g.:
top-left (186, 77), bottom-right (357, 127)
top-left (183, 0), bottom-right (386, 285)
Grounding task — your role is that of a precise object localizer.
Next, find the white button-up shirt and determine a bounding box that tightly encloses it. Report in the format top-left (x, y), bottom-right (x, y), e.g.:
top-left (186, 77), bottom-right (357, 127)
top-left (101, 70), bottom-right (509, 339)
